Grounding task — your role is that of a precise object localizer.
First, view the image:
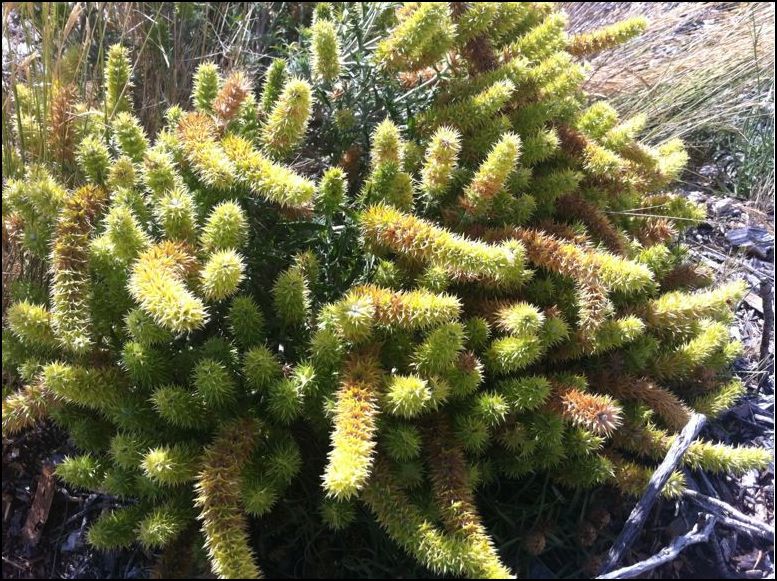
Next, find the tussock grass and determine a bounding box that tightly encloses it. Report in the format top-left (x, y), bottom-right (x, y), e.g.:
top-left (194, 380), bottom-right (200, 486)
top-left (564, 3), bottom-right (773, 136)
top-left (563, 2), bottom-right (774, 204)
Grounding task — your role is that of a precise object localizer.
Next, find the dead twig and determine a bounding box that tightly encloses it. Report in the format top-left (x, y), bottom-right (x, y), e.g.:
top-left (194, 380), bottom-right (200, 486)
top-left (597, 514), bottom-right (718, 579)
top-left (2, 555), bottom-right (29, 570)
top-left (60, 494), bottom-right (103, 528)
top-left (598, 413), bottom-right (707, 575)
top-left (683, 489), bottom-right (774, 542)
top-left (709, 530), bottom-right (739, 579)
top-left (21, 463), bottom-right (56, 546)
top-left (759, 279), bottom-right (773, 367)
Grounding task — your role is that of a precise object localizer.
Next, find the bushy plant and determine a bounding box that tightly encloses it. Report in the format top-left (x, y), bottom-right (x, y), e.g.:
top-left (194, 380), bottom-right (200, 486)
top-left (2, 4), bottom-right (769, 579)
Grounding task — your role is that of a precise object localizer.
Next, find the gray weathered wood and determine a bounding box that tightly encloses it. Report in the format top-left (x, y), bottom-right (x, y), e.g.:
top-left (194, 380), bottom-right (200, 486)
top-left (683, 488), bottom-right (774, 542)
top-left (760, 280), bottom-right (773, 366)
top-left (598, 413), bottom-right (707, 575)
top-left (597, 515), bottom-right (717, 579)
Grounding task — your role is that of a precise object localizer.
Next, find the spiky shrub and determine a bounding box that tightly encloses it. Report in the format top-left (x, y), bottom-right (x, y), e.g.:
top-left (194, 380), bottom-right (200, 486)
top-left (2, 4), bottom-right (770, 579)
top-left (320, 3), bottom-right (769, 577)
top-left (4, 45), bottom-right (320, 579)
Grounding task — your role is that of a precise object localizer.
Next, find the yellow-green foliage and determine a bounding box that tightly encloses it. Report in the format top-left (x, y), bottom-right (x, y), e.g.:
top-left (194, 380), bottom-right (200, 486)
top-left (2, 382), bottom-right (57, 436)
top-left (112, 112), bottom-right (149, 162)
top-left (693, 378), bottom-right (746, 418)
top-left (77, 135), bottom-right (111, 185)
top-left (3, 166), bottom-right (67, 256)
top-left (129, 242), bottom-right (208, 333)
top-left (154, 186), bottom-right (198, 242)
top-left (261, 78), bottom-right (313, 159)
top-left (7, 301), bottom-right (57, 348)
top-left (461, 132), bottom-right (522, 214)
top-left (327, 284), bottom-right (461, 341)
top-left (646, 281), bottom-right (746, 335)
top-left (361, 119), bottom-right (415, 210)
top-left (200, 201), bottom-right (248, 253)
top-left (310, 19), bottom-right (341, 83)
top-left (177, 112), bottom-right (237, 190)
top-left (361, 204), bottom-right (529, 287)
top-left (362, 459), bottom-right (511, 578)
top-left (196, 419), bottom-right (262, 578)
top-left (1, 7), bottom-right (768, 579)
top-left (568, 17), bottom-right (649, 57)
top-left (259, 58), bottom-right (287, 114)
top-left (50, 185), bottom-right (107, 353)
top-left (105, 44), bottom-right (133, 116)
top-left (221, 134), bottom-right (316, 208)
top-left (323, 354), bottom-right (381, 499)
top-left (199, 249), bottom-right (246, 301)
top-left (272, 264), bottom-right (311, 327)
top-left (376, 3), bottom-right (455, 71)
top-left (421, 126), bottom-right (461, 197)
top-left (192, 62), bottom-right (221, 114)
top-left (316, 166), bottom-right (347, 215)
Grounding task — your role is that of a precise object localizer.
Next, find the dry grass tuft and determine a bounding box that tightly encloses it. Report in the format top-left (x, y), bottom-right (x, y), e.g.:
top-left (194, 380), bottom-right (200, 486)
top-left (564, 3), bottom-right (774, 138)
top-left (562, 2), bottom-right (774, 205)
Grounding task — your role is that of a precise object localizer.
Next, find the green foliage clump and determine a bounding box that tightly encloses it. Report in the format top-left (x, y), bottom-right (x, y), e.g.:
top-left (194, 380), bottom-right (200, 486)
top-left (3, 166), bottom-right (67, 256)
top-left (105, 43), bottom-right (133, 116)
top-left (259, 58), bottom-right (288, 115)
top-left (261, 78), bottom-right (313, 159)
top-left (310, 18), bottom-right (341, 84)
top-left (192, 62), bottom-right (221, 114)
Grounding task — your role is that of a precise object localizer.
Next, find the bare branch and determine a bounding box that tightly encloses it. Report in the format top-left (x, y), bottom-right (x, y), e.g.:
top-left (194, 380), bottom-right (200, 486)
top-left (760, 280), bottom-right (773, 370)
top-left (599, 413), bottom-right (707, 575)
top-left (597, 515), bottom-right (717, 579)
top-left (683, 488), bottom-right (774, 542)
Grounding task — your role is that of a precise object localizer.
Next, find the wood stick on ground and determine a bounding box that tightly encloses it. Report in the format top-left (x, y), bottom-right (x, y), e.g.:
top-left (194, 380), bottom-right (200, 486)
top-left (709, 530), bottom-right (739, 580)
top-left (598, 413), bottom-right (707, 576)
top-left (683, 488), bottom-right (774, 542)
top-left (596, 514), bottom-right (717, 579)
top-left (22, 463), bottom-right (56, 546)
top-left (760, 280), bottom-right (773, 365)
